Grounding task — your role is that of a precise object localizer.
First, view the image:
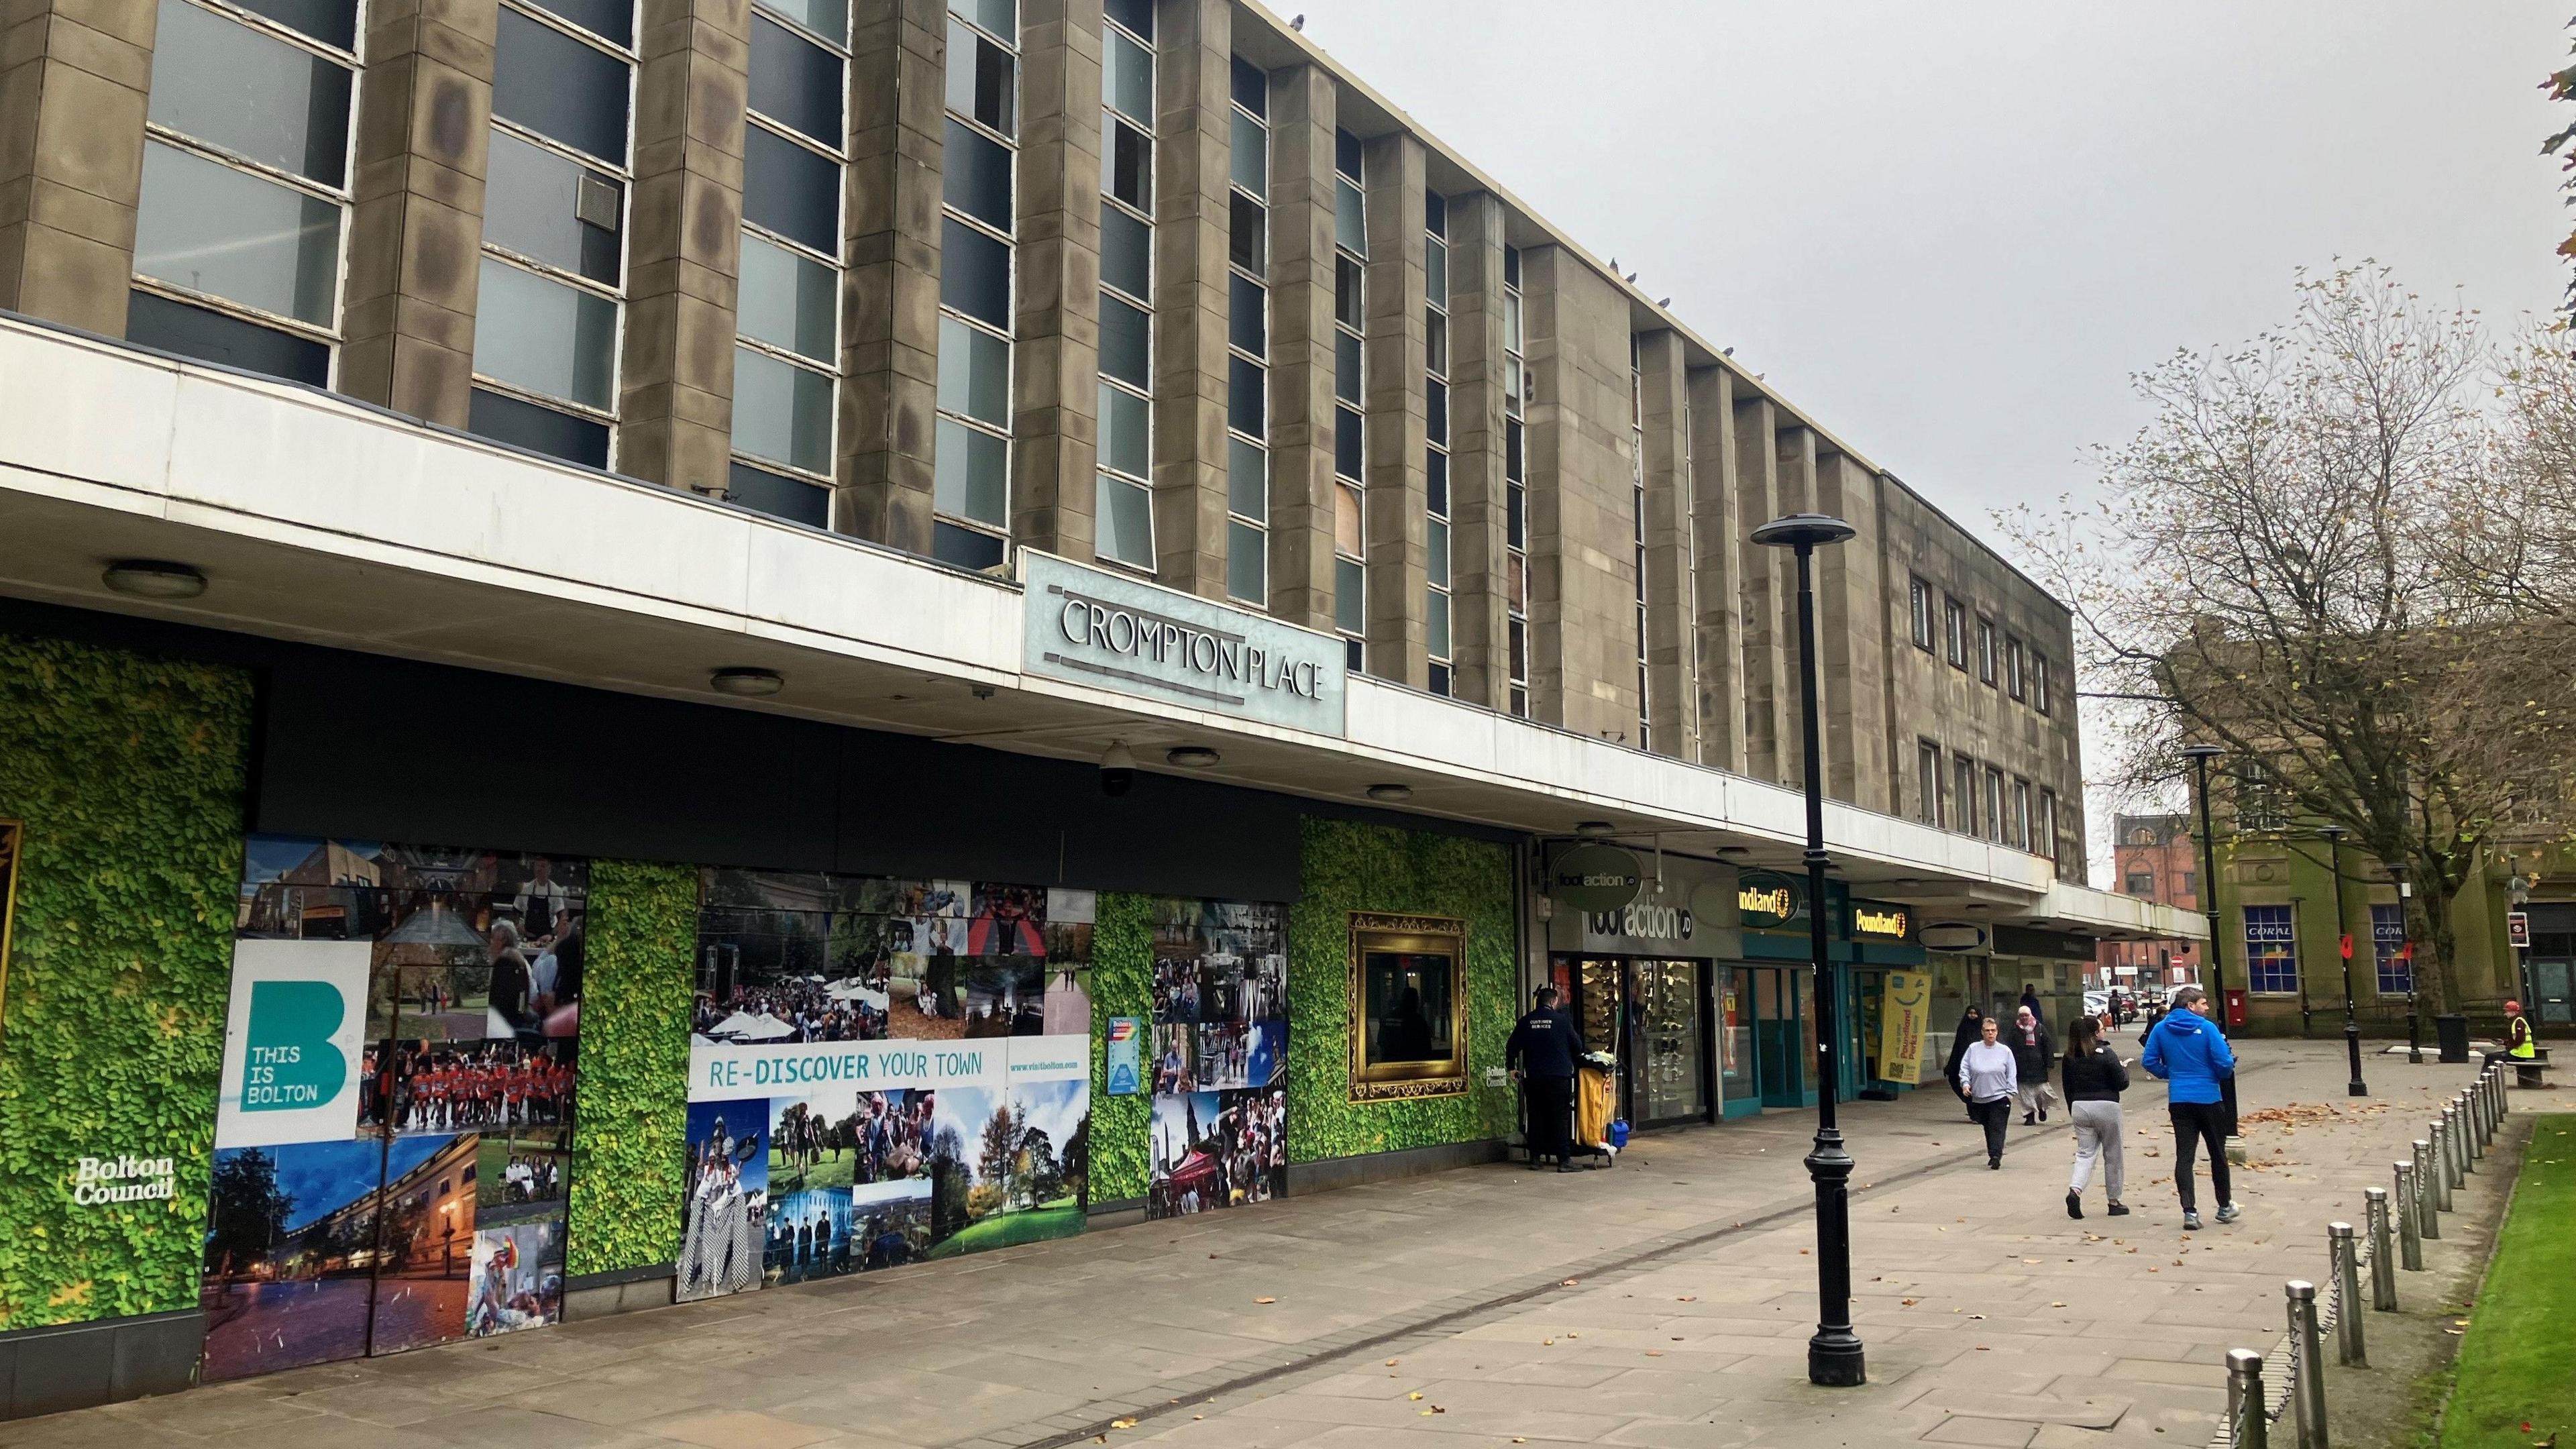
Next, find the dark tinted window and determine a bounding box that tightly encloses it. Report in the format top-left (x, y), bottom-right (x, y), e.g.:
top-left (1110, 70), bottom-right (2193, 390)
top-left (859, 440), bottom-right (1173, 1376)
top-left (1228, 191), bottom-right (1263, 273)
top-left (1334, 127), bottom-right (1361, 180)
top-left (941, 217), bottom-right (1010, 328)
top-left (231, 0), bottom-right (358, 49)
top-left (468, 386), bottom-right (610, 468)
top-left (744, 124), bottom-right (840, 253)
top-left (1424, 189), bottom-right (1445, 237)
top-left (1334, 405), bottom-right (1362, 479)
top-left (126, 289), bottom-right (328, 386)
top-left (943, 119), bottom-right (1012, 231)
top-left (1426, 447), bottom-right (1446, 514)
top-left (1108, 119), bottom-right (1150, 210)
top-left (1506, 418), bottom-right (1523, 481)
top-left (1426, 379), bottom-right (1446, 446)
top-left (1099, 203), bottom-right (1148, 299)
top-left (1103, 0), bottom-right (1150, 39)
top-left (1228, 272), bottom-right (1264, 356)
top-left (932, 521), bottom-right (1007, 571)
top-left (729, 461), bottom-right (830, 528)
top-left (494, 9), bottom-right (631, 165)
top-left (1230, 55), bottom-right (1265, 116)
top-left (1334, 254), bottom-right (1362, 328)
top-left (749, 15), bottom-right (842, 146)
top-left (521, 0), bottom-right (631, 46)
top-left (1098, 292), bottom-right (1148, 388)
top-left (1228, 355), bottom-right (1263, 436)
top-left (1334, 331), bottom-right (1360, 403)
top-left (1507, 476), bottom-right (1525, 548)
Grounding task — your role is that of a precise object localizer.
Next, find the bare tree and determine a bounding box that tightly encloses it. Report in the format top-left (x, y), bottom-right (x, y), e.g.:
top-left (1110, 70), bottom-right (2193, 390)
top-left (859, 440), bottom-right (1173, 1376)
top-left (2005, 265), bottom-right (2576, 1010)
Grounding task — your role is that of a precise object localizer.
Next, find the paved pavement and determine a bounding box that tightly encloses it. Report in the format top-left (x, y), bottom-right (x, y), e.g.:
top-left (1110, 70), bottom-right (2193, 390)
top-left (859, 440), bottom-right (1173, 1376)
top-left (12, 1040), bottom-right (2517, 1449)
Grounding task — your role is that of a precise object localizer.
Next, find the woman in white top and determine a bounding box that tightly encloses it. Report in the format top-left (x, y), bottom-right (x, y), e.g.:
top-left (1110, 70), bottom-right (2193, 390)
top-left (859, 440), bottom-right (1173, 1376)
top-left (1955, 1016), bottom-right (2019, 1169)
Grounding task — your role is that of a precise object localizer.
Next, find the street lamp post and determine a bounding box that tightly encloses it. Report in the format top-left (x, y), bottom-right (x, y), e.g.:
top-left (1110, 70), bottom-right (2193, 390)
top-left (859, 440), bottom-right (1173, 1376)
top-left (2389, 860), bottom-right (2420, 1064)
top-left (2510, 874), bottom-right (2536, 1024)
top-left (1754, 511), bottom-right (1864, 1390)
top-left (2179, 745), bottom-right (2241, 1138)
top-left (2321, 825), bottom-right (2366, 1097)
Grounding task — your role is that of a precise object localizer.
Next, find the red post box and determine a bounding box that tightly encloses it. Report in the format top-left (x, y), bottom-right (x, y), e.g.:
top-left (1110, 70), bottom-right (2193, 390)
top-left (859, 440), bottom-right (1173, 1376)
top-left (2223, 987), bottom-right (2249, 1028)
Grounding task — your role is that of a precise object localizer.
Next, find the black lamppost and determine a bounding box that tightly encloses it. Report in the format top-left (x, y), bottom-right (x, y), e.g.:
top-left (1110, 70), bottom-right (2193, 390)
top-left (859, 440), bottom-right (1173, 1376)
top-left (2179, 744), bottom-right (2241, 1139)
top-left (2320, 824), bottom-right (2366, 1097)
top-left (1752, 511), bottom-right (1864, 1390)
top-left (2388, 859), bottom-right (2420, 1063)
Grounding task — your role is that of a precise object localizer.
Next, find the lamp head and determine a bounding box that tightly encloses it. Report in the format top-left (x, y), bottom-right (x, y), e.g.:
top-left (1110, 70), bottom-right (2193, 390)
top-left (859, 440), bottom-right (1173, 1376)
top-left (2178, 744), bottom-right (2224, 761)
top-left (1750, 513), bottom-right (1857, 550)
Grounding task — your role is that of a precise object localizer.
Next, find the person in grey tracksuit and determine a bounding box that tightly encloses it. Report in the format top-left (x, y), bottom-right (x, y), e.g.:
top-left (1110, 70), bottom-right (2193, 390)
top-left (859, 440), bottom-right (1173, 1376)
top-left (2060, 1013), bottom-right (2130, 1220)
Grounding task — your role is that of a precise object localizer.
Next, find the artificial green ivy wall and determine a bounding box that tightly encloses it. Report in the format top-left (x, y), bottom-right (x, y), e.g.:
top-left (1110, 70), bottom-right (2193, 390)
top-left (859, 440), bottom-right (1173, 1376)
top-left (1085, 892), bottom-right (1153, 1205)
top-left (566, 858), bottom-right (698, 1277)
top-left (0, 634), bottom-right (251, 1330)
top-left (1287, 817), bottom-right (1516, 1161)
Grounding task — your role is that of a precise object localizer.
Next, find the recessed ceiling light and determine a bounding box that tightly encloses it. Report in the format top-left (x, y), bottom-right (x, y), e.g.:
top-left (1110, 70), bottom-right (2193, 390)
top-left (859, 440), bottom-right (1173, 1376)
top-left (1366, 784), bottom-right (1413, 803)
top-left (709, 667), bottom-right (785, 697)
top-left (1167, 746), bottom-right (1221, 767)
top-left (101, 559), bottom-right (207, 599)
top-left (1575, 820), bottom-right (1615, 839)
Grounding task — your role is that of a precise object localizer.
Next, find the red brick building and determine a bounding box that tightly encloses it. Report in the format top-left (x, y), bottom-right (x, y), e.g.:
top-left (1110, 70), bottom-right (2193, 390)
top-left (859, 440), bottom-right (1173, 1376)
top-left (2097, 814), bottom-right (2201, 991)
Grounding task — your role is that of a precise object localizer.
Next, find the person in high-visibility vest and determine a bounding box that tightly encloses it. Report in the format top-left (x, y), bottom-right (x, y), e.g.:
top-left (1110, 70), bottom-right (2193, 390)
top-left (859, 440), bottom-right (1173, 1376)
top-left (2505, 1000), bottom-right (2538, 1061)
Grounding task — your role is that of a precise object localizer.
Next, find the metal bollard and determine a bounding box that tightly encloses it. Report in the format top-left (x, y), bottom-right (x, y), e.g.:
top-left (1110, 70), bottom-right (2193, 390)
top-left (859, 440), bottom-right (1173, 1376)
top-left (2229, 1348), bottom-right (2271, 1449)
top-left (2460, 1094), bottom-right (2480, 1167)
top-left (2417, 1138), bottom-right (2446, 1229)
top-left (2330, 1223), bottom-right (2365, 1366)
top-left (2287, 1280), bottom-right (2329, 1449)
top-left (2433, 1117), bottom-right (2457, 1200)
top-left (2394, 1163), bottom-right (2422, 1269)
top-left (2447, 1105), bottom-right (2469, 1181)
top-left (2365, 1188), bottom-right (2396, 1309)
top-left (2483, 1071), bottom-right (2498, 1141)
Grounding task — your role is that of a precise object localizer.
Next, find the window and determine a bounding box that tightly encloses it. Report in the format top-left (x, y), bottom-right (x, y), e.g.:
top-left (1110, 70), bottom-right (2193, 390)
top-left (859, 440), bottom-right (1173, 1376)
top-left (1629, 333), bottom-right (1648, 748)
top-left (2178, 870), bottom-right (2194, 901)
top-left (1223, 56), bottom-right (1271, 604)
top-left (2372, 902), bottom-right (2410, 996)
top-left (2012, 777), bottom-right (2032, 850)
top-left (2235, 760), bottom-right (2290, 833)
top-left (940, 0), bottom-right (1019, 570)
top-left (466, 1), bottom-right (637, 468)
top-left (1425, 189), bottom-right (1452, 694)
top-left (2005, 635), bottom-right (2025, 700)
top-left (1916, 741), bottom-right (1942, 826)
top-left (1953, 756), bottom-right (1977, 837)
top-left (2039, 788), bottom-right (2060, 867)
top-left (2125, 870), bottom-right (2155, 897)
top-left (2244, 904), bottom-right (2298, 994)
top-left (1348, 911), bottom-right (1469, 1100)
top-left (1504, 245), bottom-right (1527, 716)
top-left (1976, 618), bottom-right (1996, 685)
top-left (1909, 576), bottom-right (1934, 651)
top-left (2033, 653), bottom-right (2052, 715)
top-left (1331, 129), bottom-right (1366, 672)
top-left (129, 0), bottom-right (360, 387)
top-left (1983, 763), bottom-right (2004, 842)
top-left (730, 0), bottom-right (849, 526)
top-left (1944, 596), bottom-right (1967, 669)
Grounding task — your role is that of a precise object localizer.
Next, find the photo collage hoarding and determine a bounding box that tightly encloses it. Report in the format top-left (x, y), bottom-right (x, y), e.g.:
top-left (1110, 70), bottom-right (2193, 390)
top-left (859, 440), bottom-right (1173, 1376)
top-left (680, 869), bottom-right (1093, 1302)
top-left (1148, 898), bottom-right (1288, 1220)
top-left (201, 837), bottom-right (582, 1382)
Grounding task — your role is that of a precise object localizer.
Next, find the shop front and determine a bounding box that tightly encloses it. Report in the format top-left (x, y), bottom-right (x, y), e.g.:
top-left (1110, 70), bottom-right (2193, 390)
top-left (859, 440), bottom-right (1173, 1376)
top-left (1730, 878), bottom-right (1930, 1108)
top-left (1542, 855), bottom-right (1744, 1128)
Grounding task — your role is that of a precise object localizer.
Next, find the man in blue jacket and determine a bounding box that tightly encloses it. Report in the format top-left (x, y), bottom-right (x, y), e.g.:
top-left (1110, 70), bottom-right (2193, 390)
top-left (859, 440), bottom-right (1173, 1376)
top-left (2141, 985), bottom-right (2239, 1230)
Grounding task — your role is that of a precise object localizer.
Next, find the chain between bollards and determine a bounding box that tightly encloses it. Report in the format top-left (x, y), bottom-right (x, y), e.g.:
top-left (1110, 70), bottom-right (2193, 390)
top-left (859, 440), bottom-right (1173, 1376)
top-left (2364, 1188), bottom-right (2396, 1309)
top-left (2229, 1347), bottom-right (2270, 1449)
top-left (2286, 1280), bottom-right (2328, 1449)
top-left (2328, 1223), bottom-right (2365, 1366)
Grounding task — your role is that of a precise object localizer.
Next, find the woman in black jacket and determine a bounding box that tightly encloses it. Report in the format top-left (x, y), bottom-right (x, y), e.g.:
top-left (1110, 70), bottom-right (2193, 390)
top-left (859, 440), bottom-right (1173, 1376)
top-left (2061, 1014), bottom-right (2130, 1220)
top-left (1941, 1007), bottom-right (1986, 1122)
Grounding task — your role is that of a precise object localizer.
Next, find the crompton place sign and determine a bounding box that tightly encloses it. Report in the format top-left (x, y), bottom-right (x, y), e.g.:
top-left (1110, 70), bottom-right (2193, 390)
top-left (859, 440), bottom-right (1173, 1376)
top-left (1022, 552), bottom-right (1348, 735)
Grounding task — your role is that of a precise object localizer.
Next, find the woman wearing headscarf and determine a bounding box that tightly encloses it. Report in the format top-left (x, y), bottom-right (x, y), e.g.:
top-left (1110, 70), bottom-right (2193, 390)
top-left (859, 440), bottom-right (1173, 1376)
top-left (1941, 1006), bottom-right (1986, 1122)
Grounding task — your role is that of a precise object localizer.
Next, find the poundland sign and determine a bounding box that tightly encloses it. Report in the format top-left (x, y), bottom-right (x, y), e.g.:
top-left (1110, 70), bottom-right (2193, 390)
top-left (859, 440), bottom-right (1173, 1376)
top-left (1022, 552), bottom-right (1347, 735)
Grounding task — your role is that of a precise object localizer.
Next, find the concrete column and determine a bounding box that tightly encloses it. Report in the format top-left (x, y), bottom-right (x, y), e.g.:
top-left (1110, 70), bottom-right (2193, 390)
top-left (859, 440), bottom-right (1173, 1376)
top-left (1733, 394), bottom-right (1786, 782)
top-left (841, 0), bottom-right (945, 551)
top-left (1360, 131), bottom-right (1426, 684)
top-left (1445, 190), bottom-right (1507, 710)
top-left (0, 0), bottom-right (156, 334)
top-left (1010, 0), bottom-right (1100, 556)
top-left (1263, 62), bottom-right (1335, 630)
top-left (1523, 244), bottom-right (1633, 742)
top-left (1686, 364), bottom-right (1743, 772)
top-left (341, 0), bottom-right (496, 427)
top-left (1814, 449), bottom-right (1888, 808)
top-left (1637, 329), bottom-right (1695, 759)
top-left (1148, 0), bottom-right (1228, 593)
top-left (618, 0), bottom-right (749, 492)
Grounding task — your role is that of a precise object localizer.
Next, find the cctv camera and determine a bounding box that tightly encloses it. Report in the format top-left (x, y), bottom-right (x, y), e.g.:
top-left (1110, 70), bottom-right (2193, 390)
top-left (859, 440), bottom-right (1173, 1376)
top-left (1100, 740), bottom-right (1136, 798)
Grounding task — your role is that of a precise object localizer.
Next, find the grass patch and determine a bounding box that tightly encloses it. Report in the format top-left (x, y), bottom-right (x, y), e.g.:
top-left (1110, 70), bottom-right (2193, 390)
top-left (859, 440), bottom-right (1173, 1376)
top-left (2439, 1114), bottom-right (2576, 1447)
top-left (769, 1148), bottom-right (856, 1193)
top-left (926, 1201), bottom-right (1085, 1258)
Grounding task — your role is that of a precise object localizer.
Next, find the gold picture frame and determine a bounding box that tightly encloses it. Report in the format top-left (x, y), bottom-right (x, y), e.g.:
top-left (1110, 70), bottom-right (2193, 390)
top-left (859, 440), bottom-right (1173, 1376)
top-left (1346, 910), bottom-right (1470, 1102)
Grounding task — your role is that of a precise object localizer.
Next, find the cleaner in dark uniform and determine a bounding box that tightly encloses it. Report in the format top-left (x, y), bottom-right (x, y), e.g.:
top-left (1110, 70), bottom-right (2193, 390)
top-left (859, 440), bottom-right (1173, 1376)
top-left (1507, 985), bottom-right (1586, 1171)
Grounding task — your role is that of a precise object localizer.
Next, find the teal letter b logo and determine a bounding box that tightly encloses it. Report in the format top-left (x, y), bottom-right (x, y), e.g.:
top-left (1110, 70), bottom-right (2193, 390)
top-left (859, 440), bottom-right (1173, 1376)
top-left (241, 979), bottom-right (347, 1112)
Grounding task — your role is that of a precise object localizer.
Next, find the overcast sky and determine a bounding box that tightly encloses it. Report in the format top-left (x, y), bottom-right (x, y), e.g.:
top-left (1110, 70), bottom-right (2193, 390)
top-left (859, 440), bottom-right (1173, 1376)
top-left (1287, 1), bottom-right (2567, 878)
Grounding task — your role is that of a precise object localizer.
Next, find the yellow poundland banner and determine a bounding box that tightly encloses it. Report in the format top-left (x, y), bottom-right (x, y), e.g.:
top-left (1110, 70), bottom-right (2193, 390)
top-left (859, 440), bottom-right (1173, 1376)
top-left (1878, 971), bottom-right (1929, 1082)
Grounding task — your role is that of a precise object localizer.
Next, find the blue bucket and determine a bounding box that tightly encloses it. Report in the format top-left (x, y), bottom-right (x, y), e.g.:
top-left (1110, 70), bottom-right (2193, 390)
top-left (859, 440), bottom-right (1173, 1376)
top-left (1608, 1119), bottom-right (1630, 1150)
